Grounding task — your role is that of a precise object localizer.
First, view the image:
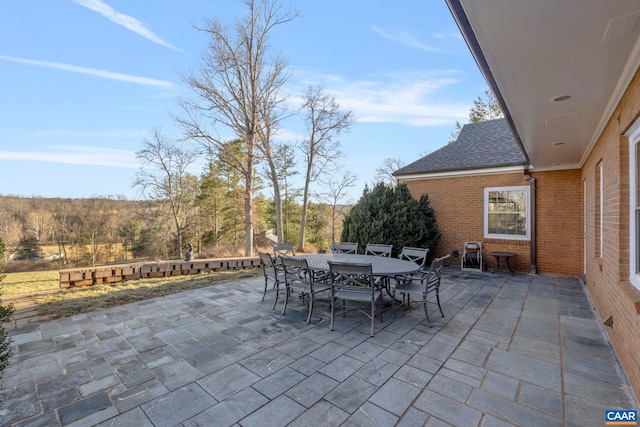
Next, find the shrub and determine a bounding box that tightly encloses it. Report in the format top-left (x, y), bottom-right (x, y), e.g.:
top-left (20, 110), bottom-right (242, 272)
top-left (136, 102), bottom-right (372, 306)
top-left (340, 182), bottom-right (441, 257)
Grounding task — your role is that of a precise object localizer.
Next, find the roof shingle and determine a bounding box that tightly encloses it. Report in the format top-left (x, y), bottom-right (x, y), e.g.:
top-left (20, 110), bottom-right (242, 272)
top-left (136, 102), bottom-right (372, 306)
top-left (393, 118), bottom-right (527, 176)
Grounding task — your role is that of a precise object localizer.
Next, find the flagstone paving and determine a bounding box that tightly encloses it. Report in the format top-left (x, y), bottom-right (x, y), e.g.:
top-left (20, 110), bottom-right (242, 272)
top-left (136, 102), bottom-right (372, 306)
top-left (1, 268), bottom-right (638, 426)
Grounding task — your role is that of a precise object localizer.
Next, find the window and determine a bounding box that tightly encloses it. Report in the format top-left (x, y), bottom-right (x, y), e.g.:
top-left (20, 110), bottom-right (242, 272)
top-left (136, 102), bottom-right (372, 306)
top-left (595, 161), bottom-right (603, 257)
top-left (627, 120), bottom-right (640, 290)
top-left (484, 186), bottom-right (530, 240)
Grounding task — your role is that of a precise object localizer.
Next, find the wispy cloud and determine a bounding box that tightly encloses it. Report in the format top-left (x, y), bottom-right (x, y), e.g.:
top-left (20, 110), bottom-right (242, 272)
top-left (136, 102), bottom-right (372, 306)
top-left (431, 31), bottom-right (463, 40)
top-left (29, 129), bottom-right (149, 138)
top-left (291, 70), bottom-right (469, 127)
top-left (372, 26), bottom-right (441, 52)
top-left (72, 0), bottom-right (180, 51)
top-left (0, 55), bottom-right (174, 88)
top-left (0, 145), bottom-right (139, 168)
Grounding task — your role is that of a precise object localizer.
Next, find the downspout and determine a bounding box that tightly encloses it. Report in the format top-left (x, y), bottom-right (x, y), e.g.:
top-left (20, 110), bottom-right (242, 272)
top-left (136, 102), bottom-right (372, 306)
top-left (524, 168), bottom-right (537, 274)
top-left (446, 0), bottom-right (536, 272)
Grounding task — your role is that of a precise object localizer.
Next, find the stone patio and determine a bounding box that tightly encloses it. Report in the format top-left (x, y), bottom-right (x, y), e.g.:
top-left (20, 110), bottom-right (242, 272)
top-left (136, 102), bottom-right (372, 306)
top-left (1, 268), bottom-right (637, 426)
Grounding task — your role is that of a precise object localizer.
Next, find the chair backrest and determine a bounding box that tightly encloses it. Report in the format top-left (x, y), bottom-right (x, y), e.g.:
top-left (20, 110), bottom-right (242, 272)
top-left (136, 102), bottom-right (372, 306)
top-left (280, 256), bottom-right (312, 285)
top-left (400, 247), bottom-right (429, 270)
top-left (258, 250), bottom-right (274, 267)
top-left (258, 251), bottom-right (279, 280)
top-left (365, 243), bottom-right (393, 257)
top-left (331, 242), bottom-right (358, 254)
top-left (328, 261), bottom-right (374, 291)
top-left (426, 255), bottom-right (449, 289)
top-left (273, 243), bottom-right (295, 258)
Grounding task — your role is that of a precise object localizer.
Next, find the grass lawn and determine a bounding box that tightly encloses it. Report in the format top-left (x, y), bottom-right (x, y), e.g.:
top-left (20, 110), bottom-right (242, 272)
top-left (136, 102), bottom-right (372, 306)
top-left (1, 270), bottom-right (60, 296)
top-left (1, 268), bottom-right (261, 320)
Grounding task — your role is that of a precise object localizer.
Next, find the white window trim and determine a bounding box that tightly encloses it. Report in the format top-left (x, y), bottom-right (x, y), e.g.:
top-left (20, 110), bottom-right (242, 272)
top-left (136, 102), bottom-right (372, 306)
top-left (484, 186), bottom-right (531, 240)
top-left (597, 160), bottom-right (604, 257)
top-left (626, 119), bottom-right (640, 290)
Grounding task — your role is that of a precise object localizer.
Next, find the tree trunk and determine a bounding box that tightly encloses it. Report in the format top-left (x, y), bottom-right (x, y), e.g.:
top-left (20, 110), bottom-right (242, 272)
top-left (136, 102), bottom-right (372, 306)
top-left (244, 149), bottom-right (255, 257)
top-left (331, 203), bottom-right (337, 243)
top-left (297, 161), bottom-right (313, 252)
top-left (176, 221), bottom-right (182, 259)
top-left (266, 160), bottom-right (284, 243)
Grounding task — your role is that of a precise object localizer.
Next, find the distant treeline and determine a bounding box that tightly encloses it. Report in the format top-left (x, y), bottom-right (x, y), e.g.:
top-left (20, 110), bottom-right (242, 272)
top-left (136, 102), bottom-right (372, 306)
top-left (0, 194), bottom-right (350, 269)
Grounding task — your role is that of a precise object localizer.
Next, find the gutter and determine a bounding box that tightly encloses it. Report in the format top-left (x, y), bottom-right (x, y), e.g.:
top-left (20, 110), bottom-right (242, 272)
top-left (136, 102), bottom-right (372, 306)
top-left (524, 169), bottom-right (537, 274)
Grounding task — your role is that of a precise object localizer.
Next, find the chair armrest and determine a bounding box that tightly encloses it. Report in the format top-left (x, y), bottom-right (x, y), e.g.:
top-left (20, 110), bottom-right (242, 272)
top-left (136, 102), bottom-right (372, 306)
top-left (273, 261), bottom-right (285, 274)
top-left (394, 271), bottom-right (427, 283)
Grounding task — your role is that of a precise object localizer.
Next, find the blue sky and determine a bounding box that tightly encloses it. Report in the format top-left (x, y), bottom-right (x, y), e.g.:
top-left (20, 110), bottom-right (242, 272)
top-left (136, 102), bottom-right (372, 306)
top-left (0, 0), bottom-right (486, 201)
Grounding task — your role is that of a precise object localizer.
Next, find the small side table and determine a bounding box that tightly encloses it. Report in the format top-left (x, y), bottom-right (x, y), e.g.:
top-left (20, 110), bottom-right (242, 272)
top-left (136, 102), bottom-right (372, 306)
top-left (489, 252), bottom-right (516, 274)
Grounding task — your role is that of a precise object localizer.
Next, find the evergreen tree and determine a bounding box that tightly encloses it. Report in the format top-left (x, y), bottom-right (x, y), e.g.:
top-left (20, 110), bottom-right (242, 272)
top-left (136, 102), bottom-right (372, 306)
top-left (341, 183), bottom-right (441, 257)
top-left (0, 237), bottom-right (15, 381)
top-left (306, 203), bottom-right (331, 252)
top-left (14, 235), bottom-right (42, 260)
top-left (449, 87), bottom-right (504, 143)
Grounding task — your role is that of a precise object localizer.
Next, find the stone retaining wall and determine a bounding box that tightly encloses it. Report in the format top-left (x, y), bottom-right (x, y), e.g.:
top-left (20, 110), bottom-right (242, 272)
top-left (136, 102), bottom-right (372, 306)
top-left (59, 257), bottom-right (260, 288)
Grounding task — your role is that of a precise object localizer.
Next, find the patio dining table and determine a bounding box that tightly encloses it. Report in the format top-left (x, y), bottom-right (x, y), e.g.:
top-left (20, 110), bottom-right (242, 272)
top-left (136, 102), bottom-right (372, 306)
top-left (293, 253), bottom-right (420, 277)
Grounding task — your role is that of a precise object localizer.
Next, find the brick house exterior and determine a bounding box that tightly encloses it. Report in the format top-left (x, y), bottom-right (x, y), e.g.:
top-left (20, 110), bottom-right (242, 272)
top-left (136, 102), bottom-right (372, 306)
top-left (395, 119), bottom-right (584, 277)
top-left (403, 0), bottom-right (640, 396)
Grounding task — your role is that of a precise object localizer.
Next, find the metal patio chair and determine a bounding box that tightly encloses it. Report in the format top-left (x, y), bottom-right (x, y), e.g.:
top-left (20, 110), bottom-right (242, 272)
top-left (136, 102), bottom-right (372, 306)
top-left (365, 243), bottom-right (393, 257)
top-left (280, 256), bottom-right (331, 323)
top-left (258, 251), bottom-right (285, 309)
top-left (328, 261), bottom-right (383, 337)
top-left (330, 242), bottom-right (358, 254)
top-left (273, 243), bottom-right (295, 258)
top-left (365, 243), bottom-right (394, 289)
top-left (392, 254), bottom-right (450, 323)
top-left (399, 246), bottom-right (429, 270)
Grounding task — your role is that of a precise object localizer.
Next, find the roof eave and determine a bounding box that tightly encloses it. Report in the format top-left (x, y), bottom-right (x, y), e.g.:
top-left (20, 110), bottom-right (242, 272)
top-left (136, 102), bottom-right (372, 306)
top-left (444, 0), bottom-right (531, 166)
top-left (396, 165), bottom-right (528, 181)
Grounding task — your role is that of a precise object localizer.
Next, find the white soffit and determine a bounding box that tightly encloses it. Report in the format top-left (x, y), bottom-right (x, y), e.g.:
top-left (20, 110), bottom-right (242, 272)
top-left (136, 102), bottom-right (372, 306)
top-left (453, 0), bottom-right (640, 170)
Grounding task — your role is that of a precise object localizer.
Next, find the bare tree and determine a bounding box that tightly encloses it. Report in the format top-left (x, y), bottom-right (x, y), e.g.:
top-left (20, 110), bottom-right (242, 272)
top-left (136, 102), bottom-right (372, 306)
top-left (77, 199), bottom-right (110, 267)
top-left (177, 0), bottom-right (296, 256)
top-left (260, 142), bottom-right (297, 243)
top-left (255, 48), bottom-right (293, 245)
top-left (0, 211), bottom-right (21, 263)
top-left (51, 200), bottom-right (73, 266)
top-left (374, 157), bottom-right (406, 187)
top-left (315, 170), bottom-right (357, 243)
top-left (26, 210), bottom-right (51, 242)
top-left (134, 128), bottom-right (198, 258)
top-left (297, 85), bottom-right (354, 252)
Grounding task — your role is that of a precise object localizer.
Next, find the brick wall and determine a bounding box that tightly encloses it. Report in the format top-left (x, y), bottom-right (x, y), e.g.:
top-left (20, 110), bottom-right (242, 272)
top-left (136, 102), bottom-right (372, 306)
top-left (582, 67), bottom-right (640, 396)
top-left (402, 170), bottom-right (582, 275)
top-left (531, 169), bottom-right (583, 276)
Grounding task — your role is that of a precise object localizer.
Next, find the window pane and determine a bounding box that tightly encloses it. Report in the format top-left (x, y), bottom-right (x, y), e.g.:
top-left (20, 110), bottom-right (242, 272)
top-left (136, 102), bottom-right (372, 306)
top-left (636, 209), bottom-right (640, 274)
top-left (486, 189), bottom-right (527, 237)
top-left (637, 142), bottom-right (640, 206)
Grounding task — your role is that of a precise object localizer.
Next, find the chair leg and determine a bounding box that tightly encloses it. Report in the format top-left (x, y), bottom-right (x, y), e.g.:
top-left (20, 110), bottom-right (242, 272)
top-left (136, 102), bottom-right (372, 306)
top-left (423, 294), bottom-right (431, 323)
top-left (282, 287), bottom-right (289, 315)
top-left (272, 283), bottom-right (280, 310)
top-left (392, 289), bottom-right (396, 318)
top-left (306, 294), bottom-right (313, 324)
top-left (436, 289), bottom-right (444, 318)
top-left (262, 277), bottom-right (268, 301)
top-left (330, 297), bottom-right (335, 331)
top-left (370, 299), bottom-right (375, 337)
